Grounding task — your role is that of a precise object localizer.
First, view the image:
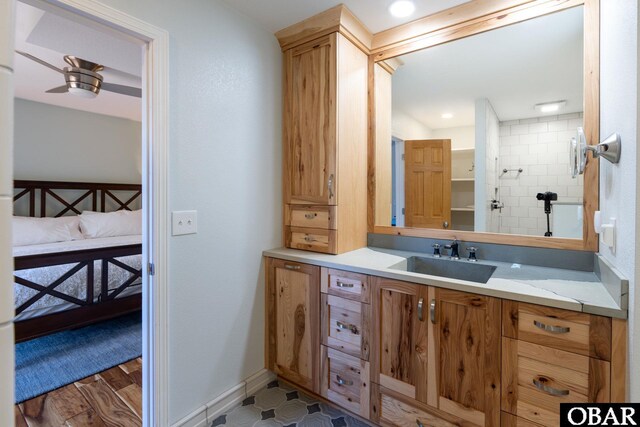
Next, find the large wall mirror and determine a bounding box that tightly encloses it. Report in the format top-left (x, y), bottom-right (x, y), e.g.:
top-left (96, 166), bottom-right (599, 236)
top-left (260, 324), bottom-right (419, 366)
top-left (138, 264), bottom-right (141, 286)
top-left (373, 2), bottom-right (598, 250)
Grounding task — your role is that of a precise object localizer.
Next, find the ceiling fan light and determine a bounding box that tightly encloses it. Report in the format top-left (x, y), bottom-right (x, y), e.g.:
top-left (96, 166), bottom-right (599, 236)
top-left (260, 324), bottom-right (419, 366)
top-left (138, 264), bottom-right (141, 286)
top-left (68, 87), bottom-right (98, 99)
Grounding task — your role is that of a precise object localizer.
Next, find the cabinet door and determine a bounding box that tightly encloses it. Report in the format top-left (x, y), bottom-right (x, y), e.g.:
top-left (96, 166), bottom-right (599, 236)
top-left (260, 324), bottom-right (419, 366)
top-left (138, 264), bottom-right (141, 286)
top-left (372, 277), bottom-right (429, 402)
top-left (432, 289), bottom-right (501, 427)
top-left (284, 34), bottom-right (337, 205)
top-left (266, 258), bottom-right (320, 392)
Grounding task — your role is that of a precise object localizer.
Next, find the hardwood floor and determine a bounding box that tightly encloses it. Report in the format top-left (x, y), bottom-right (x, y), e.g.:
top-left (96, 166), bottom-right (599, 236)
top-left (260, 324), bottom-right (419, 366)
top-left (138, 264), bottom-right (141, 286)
top-left (15, 358), bottom-right (142, 427)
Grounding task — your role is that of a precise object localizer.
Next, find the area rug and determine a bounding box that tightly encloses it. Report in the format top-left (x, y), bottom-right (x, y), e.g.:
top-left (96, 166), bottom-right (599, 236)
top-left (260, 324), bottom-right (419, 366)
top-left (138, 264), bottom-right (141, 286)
top-left (15, 312), bottom-right (142, 403)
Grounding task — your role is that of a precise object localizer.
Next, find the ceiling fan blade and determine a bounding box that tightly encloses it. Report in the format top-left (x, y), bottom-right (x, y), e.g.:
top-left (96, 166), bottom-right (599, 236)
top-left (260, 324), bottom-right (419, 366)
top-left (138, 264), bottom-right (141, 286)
top-left (15, 50), bottom-right (64, 74)
top-left (101, 82), bottom-right (142, 98)
top-left (45, 85), bottom-right (69, 94)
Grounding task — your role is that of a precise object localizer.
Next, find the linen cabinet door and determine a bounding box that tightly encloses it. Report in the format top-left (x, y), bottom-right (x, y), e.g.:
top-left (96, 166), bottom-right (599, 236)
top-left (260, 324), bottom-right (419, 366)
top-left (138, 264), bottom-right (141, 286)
top-left (283, 34), bottom-right (337, 206)
top-left (432, 289), bottom-right (501, 427)
top-left (266, 258), bottom-right (320, 393)
top-left (372, 277), bottom-right (429, 402)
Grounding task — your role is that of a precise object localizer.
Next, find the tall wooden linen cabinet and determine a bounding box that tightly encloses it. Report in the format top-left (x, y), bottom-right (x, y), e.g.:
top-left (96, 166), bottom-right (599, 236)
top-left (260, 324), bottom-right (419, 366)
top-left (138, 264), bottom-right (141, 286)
top-left (282, 31), bottom-right (368, 254)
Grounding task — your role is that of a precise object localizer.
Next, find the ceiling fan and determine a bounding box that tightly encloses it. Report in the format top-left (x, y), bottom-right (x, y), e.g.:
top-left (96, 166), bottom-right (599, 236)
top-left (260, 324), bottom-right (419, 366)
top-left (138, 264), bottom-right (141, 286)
top-left (16, 50), bottom-right (142, 99)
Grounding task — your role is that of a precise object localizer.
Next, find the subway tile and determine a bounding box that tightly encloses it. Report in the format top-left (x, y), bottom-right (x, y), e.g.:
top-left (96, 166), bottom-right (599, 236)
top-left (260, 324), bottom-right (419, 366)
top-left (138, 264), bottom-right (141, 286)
top-left (519, 217), bottom-right (538, 229)
top-left (501, 120), bottom-right (519, 126)
top-left (558, 112), bottom-right (580, 120)
top-left (528, 122), bottom-right (548, 133)
top-left (499, 126), bottom-right (511, 137)
top-left (500, 135), bottom-right (519, 146)
top-left (538, 132), bottom-right (559, 143)
top-left (548, 120), bottom-right (568, 131)
top-left (519, 117), bottom-right (539, 125)
top-left (529, 164), bottom-right (548, 176)
top-left (529, 143), bottom-right (548, 155)
top-left (568, 118), bottom-right (584, 129)
top-left (510, 124), bottom-right (529, 135)
top-left (538, 175), bottom-right (558, 186)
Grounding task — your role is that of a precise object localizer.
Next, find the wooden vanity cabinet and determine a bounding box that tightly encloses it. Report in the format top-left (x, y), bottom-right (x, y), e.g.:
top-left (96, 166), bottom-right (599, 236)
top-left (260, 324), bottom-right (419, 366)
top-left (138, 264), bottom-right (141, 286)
top-left (265, 258), bottom-right (320, 393)
top-left (265, 258), bottom-right (621, 427)
top-left (282, 31), bottom-right (368, 254)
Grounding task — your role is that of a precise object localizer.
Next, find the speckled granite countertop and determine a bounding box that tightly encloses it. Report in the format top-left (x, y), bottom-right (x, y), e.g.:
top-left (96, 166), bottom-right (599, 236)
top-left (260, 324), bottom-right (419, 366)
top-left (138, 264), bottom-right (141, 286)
top-left (263, 247), bottom-right (627, 319)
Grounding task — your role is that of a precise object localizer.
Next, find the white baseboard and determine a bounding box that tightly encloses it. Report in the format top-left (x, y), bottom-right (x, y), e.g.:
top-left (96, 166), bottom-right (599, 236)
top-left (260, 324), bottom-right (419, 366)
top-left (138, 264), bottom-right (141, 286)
top-left (245, 368), bottom-right (276, 398)
top-left (171, 369), bottom-right (276, 427)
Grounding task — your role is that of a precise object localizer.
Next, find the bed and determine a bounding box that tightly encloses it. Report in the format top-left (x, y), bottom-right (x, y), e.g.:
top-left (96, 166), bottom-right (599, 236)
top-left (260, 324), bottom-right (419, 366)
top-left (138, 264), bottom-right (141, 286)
top-left (12, 180), bottom-right (143, 342)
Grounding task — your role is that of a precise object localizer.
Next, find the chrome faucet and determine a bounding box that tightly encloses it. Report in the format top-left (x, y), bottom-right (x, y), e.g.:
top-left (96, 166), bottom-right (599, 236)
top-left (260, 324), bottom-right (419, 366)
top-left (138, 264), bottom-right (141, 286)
top-left (445, 240), bottom-right (460, 260)
top-left (432, 243), bottom-right (441, 258)
top-left (466, 246), bottom-right (478, 262)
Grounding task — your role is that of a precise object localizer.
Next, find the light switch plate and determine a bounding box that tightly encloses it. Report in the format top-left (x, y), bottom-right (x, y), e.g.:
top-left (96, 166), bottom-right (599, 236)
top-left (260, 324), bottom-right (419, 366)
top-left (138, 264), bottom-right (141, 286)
top-left (172, 210), bottom-right (197, 236)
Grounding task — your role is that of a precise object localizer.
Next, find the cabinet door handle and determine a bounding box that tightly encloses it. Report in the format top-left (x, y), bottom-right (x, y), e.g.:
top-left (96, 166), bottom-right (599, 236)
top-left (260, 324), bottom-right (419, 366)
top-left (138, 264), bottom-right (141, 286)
top-left (284, 264), bottom-right (301, 270)
top-left (417, 298), bottom-right (424, 321)
top-left (416, 420), bottom-right (424, 427)
top-left (336, 375), bottom-right (353, 386)
top-left (430, 299), bottom-right (436, 324)
top-left (336, 321), bottom-right (359, 335)
top-left (533, 378), bottom-right (570, 396)
top-left (533, 320), bottom-right (570, 334)
top-left (328, 174), bottom-right (335, 200)
top-left (335, 281), bottom-right (354, 288)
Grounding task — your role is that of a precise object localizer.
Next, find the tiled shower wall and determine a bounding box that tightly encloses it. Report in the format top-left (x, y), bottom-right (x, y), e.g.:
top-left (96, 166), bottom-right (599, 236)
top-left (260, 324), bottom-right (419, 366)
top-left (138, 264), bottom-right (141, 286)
top-left (497, 113), bottom-right (584, 236)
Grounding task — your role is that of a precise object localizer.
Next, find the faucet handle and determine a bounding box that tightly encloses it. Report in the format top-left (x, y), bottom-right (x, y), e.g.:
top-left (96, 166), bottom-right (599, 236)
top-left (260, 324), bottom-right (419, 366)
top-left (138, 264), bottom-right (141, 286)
top-left (466, 246), bottom-right (478, 262)
top-left (432, 243), bottom-right (441, 258)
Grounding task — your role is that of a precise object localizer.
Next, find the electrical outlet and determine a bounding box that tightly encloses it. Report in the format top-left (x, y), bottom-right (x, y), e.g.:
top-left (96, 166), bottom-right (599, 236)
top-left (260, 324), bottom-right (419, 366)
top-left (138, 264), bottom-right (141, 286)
top-left (172, 210), bottom-right (197, 236)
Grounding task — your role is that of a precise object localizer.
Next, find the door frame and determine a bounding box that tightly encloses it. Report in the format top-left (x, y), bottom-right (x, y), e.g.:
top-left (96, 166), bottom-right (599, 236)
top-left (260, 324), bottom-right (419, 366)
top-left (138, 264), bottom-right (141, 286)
top-left (18, 0), bottom-right (170, 425)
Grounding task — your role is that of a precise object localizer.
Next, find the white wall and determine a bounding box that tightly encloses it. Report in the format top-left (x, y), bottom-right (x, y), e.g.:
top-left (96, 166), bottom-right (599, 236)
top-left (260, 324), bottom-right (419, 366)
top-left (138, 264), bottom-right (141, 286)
top-left (13, 99), bottom-right (141, 183)
top-left (599, 0), bottom-right (638, 400)
top-left (431, 125), bottom-right (475, 150)
top-left (392, 110), bottom-right (432, 140)
top-left (498, 113), bottom-right (584, 237)
top-left (86, 0), bottom-right (282, 422)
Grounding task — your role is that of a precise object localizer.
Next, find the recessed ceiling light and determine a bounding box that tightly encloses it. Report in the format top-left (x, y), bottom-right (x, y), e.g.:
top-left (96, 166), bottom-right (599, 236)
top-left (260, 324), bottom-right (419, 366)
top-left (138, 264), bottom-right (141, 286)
top-left (441, 113), bottom-right (453, 119)
top-left (535, 100), bottom-right (567, 113)
top-left (389, 0), bottom-right (415, 18)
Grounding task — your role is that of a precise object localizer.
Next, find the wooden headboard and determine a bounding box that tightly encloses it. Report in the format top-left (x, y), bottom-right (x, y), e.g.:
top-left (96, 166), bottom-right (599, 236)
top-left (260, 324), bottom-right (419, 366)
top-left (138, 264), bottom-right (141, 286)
top-left (13, 180), bottom-right (142, 218)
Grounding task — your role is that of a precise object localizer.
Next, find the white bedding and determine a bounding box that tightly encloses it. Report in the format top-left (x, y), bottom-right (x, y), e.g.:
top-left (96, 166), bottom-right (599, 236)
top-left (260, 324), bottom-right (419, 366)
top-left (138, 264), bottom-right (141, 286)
top-left (13, 235), bottom-right (143, 321)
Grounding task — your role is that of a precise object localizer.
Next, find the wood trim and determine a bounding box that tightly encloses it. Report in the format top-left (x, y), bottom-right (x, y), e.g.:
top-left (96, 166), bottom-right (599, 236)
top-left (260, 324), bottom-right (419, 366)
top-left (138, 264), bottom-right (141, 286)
top-left (374, 225), bottom-right (587, 250)
top-left (582, 0), bottom-right (600, 251)
top-left (275, 4), bottom-right (372, 53)
top-left (610, 318), bottom-right (627, 402)
top-left (368, 0), bottom-right (600, 252)
top-left (372, 0), bottom-right (583, 61)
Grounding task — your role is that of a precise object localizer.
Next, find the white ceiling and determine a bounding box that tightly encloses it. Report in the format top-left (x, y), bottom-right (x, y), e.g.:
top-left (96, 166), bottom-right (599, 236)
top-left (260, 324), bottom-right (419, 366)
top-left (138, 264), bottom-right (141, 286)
top-left (14, 2), bottom-right (143, 121)
top-left (221, 0), bottom-right (470, 34)
top-left (392, 6), bottom-right (584, 129)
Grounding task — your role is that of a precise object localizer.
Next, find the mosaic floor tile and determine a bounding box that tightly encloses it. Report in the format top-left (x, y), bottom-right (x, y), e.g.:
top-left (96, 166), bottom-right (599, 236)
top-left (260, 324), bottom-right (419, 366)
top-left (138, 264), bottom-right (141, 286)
top-left (209, 380), bottom-right (373, 427)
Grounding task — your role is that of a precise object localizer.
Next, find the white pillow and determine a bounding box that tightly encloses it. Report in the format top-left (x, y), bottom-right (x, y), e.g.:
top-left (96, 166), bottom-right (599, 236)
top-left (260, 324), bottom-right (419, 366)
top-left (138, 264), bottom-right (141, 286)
top-left (12, 216), bottom-right (84, 247)
top-left (79, 210), bottom-right (142, 238)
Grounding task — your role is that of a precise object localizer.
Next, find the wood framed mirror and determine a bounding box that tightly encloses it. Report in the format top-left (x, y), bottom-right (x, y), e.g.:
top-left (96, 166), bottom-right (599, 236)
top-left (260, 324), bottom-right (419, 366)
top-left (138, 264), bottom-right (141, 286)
top-left (369, 0), bottom-right (599, 251)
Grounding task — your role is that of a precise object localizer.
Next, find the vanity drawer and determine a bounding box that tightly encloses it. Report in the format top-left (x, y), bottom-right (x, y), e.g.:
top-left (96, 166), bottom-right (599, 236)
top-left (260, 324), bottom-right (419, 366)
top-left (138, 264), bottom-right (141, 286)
top-left (285, 226), bottom-right (337, 254)
top-left (501, 412), bottom-right (545, 427)
top-left (502, 338), bottom-right (610, 427)
top-left (502, 301), bottom-right (611, 361)
top-left (321, 294), bottom-right (370, 360)
top-left (286, 205), bottom-right (336, 229)
top-left (320, 346), bottom-right (370, 418)
top-left (375, 389), bottom-right (458, 427)
top-left (323, 268), bottom-right (370, 303)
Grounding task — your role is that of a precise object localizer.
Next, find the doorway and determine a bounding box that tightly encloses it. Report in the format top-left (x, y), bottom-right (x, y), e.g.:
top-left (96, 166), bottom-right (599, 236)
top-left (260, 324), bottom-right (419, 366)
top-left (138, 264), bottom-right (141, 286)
top-left (2, 0), bottom-right (168, 425)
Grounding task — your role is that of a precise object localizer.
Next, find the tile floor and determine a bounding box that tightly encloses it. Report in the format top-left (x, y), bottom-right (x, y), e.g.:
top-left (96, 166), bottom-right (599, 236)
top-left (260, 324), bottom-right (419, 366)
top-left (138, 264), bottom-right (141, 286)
top-left (210, 380), bottom-right (372, 427)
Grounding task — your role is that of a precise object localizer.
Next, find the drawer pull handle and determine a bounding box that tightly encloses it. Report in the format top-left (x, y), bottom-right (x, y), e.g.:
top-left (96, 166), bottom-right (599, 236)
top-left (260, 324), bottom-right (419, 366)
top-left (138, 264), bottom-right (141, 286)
top-left (304, 235), bottom-right (316, 243)
top-left (417, 298), bottom-right (424, 321)
top-left (416, 420), bottom-right (424, 427)
top-left (304, 213), bottom-right (317, 219)
top-left (533, 378), bottom-right (570, 396)
top-left (284, 264), bottom-right (301, 270)
top-left (335, 281), bottom-right (354, 288)
top-left (533, 320), bottom-right (570, 334)
top-left (336, 321), bottom-right (359, 335)
top-left (336, 375), bottom-right (353, 386)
